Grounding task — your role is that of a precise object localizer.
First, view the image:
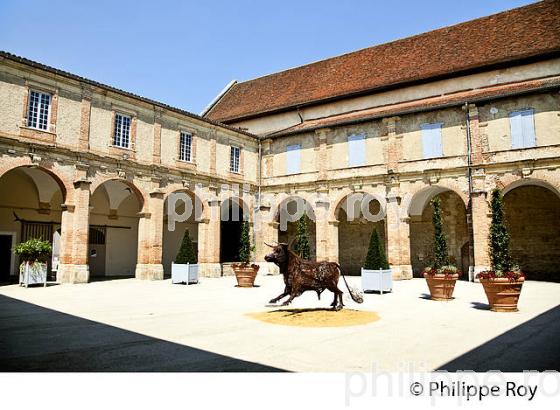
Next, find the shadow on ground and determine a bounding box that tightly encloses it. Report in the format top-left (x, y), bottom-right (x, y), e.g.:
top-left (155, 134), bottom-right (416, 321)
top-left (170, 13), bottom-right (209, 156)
top-left (438, 305), bottom-right (560, 371)
top-left (0, 295), bottom-right (285, 372)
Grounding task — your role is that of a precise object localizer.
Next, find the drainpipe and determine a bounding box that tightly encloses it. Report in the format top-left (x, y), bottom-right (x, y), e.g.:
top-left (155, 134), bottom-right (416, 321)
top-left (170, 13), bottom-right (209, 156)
top-left (464, 102), bottom-right (473, 195)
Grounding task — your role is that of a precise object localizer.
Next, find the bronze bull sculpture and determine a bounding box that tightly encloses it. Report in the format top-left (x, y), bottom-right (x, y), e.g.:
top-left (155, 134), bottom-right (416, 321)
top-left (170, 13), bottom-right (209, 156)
top-left (264, 242), bottom-right (363, 310)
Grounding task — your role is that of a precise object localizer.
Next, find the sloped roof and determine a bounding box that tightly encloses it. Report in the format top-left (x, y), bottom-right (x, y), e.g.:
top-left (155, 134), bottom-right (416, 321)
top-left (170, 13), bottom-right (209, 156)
top-left (206, 0), bottom-right (560, 123)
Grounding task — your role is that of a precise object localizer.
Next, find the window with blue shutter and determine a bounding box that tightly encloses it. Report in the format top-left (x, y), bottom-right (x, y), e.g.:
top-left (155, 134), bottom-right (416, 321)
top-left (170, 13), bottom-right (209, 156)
top-left (286, 144), bottom-right (301, 174)
top-left (509, 109), bottom-right (536, 149)
top-left (421, 123), bottom-right (443, 159)
top-left (348, 134), bottom-right (366, 167)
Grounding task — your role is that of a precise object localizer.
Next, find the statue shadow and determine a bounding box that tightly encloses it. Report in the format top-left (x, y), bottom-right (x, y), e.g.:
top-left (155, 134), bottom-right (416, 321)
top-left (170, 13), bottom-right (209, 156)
top-left (266, 308), bottom-right (340, 315)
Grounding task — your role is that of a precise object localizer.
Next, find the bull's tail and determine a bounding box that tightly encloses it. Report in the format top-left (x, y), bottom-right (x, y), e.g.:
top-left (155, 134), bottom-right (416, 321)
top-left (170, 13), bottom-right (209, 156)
top-left (336, 263), bottom-right (364, 304)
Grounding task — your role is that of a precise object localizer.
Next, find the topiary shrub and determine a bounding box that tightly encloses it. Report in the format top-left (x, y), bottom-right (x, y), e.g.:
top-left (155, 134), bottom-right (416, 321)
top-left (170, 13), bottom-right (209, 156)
top-left (14, 238), bottom-right (52, 264)
top-left (294, 213), bottom-right (311, 259)
top-left (477, 188), bottom-right (524, 280)
top-left (238, 220), bottom-right (254, 264)
top-left (424, 196), bottom-right (461, 277)
top-left (364, 228), bottom-right (389, 270)
top-left (175, 230), bottom-right (197, 264)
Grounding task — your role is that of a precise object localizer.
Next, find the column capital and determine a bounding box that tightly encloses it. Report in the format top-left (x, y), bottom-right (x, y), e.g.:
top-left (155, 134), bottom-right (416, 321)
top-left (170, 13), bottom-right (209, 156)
top-left (73, 178), bottom-right (91, 189)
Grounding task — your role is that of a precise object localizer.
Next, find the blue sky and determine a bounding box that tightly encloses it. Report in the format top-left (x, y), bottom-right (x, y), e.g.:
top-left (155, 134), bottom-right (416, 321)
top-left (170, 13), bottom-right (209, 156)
top-left (0, 0), bottom-right (533, 114)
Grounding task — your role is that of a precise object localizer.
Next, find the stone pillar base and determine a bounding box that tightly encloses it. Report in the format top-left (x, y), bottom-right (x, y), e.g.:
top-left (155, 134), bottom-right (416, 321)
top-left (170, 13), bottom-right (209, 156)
top-left (135, 264), bottom-right (164, 280)
top-left (469, 265), bottom-right (490, 282)
top-left (254, 261), bottom-right (280, 275)
top-left (391, 265), bottom-right (413, 280)
top-left (198, 263), bottom-right (222, 278)
top-left (57, 264), bottom-right (90, 284)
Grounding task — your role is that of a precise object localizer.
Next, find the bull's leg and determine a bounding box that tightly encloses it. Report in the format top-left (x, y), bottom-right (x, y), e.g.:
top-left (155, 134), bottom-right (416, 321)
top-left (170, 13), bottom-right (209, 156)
top-left (281, 289), bottom-right (300, 306)
top-left (269, 286), bottom-right (290, 303)
top-left (328, 286), bottom-right (344, 311)
top-left (330, 292), bottom-right (338, 307)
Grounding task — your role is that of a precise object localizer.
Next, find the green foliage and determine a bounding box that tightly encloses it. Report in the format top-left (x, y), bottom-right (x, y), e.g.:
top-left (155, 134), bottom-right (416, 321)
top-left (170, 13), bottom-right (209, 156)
top-left (294, 213), bottom-right (311, 259)
top-left (14, 238), bottom-right (52, 263)
top-left (175, 230), bottom-right (197, 264)
top-left (238, 220), bottom-right (254, 264)
top-left (364, 229), bottom-right (389, 270)
top-left (431, 196), bottom-right (450, 268)
top-left (488, 188), bottom-right (512, 272)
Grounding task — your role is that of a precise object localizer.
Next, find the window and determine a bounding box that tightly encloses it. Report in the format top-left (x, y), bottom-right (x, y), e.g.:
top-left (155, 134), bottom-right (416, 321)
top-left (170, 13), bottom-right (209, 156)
top-left (286, 144), bottom-right (301, 174)
top-left (27, 90), bottom-right (51, 130)
top-left (179, 131), bottom-right (192, 162)
top-left (230, 146), bottom-right (240, 173)
top-left (348, 134), bottom-right (365, 167)
top-left (113, 113), bottom-right (131, 148)
top-left (509, 109), bottom-right (536, 149)
top-left (421, 123), bottom-right (443, 159)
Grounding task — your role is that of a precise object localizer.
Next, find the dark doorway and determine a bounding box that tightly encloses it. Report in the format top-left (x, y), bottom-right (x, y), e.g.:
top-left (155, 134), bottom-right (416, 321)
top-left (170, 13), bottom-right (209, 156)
top-left (220, 199), bottom-right (244, 263)
top-left (0, 234), bottom-right (14, 282)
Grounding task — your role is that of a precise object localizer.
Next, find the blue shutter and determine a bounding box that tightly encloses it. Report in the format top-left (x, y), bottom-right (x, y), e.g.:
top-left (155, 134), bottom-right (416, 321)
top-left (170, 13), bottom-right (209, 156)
top-left (521, 109), bottom-right (536, 148)
top-left (509, 112), bottom-right (523, 149)
top-left (421, 123), bottom-right (443, 159)
top-left (348, 134), bottom-right (366, 167)
top-left (286, 144), bottom-right (301, 174)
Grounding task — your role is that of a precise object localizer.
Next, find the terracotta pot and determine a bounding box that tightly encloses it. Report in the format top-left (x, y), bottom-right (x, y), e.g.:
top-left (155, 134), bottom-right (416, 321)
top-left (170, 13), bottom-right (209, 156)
top-left (424, 273), bottom-right (459, 301)
top-left (232, 263), bottom-right (260, 287)
top-left (479, 277), bottom-right (524, 312)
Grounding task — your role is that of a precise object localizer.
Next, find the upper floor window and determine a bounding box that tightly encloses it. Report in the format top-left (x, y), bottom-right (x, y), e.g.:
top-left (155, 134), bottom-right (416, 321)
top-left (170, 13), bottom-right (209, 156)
top-left (113, 113), bottom-right (131, 148)
top-left (421, 123), bottom-right (443, 159)
top-left (286, 144), bottom-right (301, 174)
top-left (348, 134), bottom-right (365, 167)
top-left (27, 90), bottom-right (51, 130)
top-left (230, 146), bottom-right (240, 173)
top-left (179, 131), bottom-right (192, 162)
top-left (509, 109), bottom-right (536, 149)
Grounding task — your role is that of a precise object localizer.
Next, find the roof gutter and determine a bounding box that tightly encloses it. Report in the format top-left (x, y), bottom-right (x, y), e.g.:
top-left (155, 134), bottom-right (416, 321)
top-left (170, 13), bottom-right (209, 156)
top-left (200, 79), bottom-right (237, 117)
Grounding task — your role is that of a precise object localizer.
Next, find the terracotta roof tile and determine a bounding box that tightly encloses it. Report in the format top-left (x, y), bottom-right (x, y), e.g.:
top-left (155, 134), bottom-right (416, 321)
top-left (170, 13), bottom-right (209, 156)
top-left (206, 1), bottom-right (560, 123)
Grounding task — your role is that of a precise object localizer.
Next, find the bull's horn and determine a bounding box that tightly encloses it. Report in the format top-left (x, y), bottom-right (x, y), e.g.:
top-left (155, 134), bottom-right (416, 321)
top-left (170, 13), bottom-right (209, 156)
top-left (264, 242), bottom-right (275, 248)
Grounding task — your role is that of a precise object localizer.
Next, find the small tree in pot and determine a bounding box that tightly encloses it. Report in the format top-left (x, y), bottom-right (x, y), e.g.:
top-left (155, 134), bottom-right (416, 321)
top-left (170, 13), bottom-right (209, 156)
top-left (476, 188), bottom-right (524, 312)
top-left (423, 197), bottom-right (461, 300)
top-left (361, 229), bottom-right (392, 293)
top-left (232, 220), bottom-right (259, 287)
top-left (172, 230), bottom-right (198, 284)
top-left (294, 213), bottom-right (311, 259)
top-left (14, 238), bottom-right (52, 287)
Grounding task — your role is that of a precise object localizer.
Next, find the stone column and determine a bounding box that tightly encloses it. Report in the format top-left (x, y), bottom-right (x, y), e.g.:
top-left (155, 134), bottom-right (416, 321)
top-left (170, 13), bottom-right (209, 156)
top-left (198, 198), bottom-right (222, 277)
top-left (382, 116), bottom-right (401, 173)
top-left (327, 220), bottom-right (339, 263)
top-left (385, 184), bottom-right (412, 280)
top-left (57, 179), bottom-right (91, 283)
top-left (79, 86), bottom-right (92, 151)
top-left (314, 197), bottom-right (331, 261)
top-left (253, 203), bottom-right (280, 275)
top-left (315, 129), bottom-right (329, 181)
top-left (469, 171), bottom-right (491, 278)
top-left (135, 189), bottom-right (164, 280)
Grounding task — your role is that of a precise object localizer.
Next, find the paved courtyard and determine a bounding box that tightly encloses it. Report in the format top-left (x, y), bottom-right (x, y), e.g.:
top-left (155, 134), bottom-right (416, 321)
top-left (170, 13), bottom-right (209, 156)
top-left (0, 275), bottom-right (559, 372)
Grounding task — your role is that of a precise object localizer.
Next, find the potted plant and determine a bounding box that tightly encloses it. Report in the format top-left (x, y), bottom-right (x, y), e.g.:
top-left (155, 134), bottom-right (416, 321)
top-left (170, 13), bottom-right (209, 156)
top-left (476, 188), bottom-right (524, 312)
top-left (172, 230), bottom-right (198, 284)
top-left (361, 228), bottom-right (392, 294)
top-left (14, 238), bottom-right (52, 287)
top-left (232, 220), bottom-right (259, 287)
top-left (423, 197), bottom-right (461, 300)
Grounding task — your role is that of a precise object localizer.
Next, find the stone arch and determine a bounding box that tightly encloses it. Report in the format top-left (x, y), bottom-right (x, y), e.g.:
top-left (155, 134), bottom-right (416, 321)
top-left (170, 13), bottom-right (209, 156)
top-left (0, 164), bottom-right (69, 280)
top-left (406, 184), bottom-right (471, 277)
top-left (162, 188), bottom-right (207, 276)
top-left (332, 189), bottom-right (388, 275)
top-left (501, 177), bottom-right (560, 282)
top-left (88, 178), bottom-right (145, 278)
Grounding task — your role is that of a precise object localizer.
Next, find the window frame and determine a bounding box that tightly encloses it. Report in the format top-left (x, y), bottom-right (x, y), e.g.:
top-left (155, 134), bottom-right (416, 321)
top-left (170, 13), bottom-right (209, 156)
top-left (112, 112), bottom-right (132, 149)
top-left (230, 145), bottom-right (241, 173)
top-left (26, 89), bottom-right (52, 131)
top-left (509, 108), bottom-right (536, 149)
top-left (179, 131), bottom-right (193, 162)
top-left (420, 122), bottom-right (443, 159)
top-left (286, 143), bottom-right (301, 175)
top-left (347, 133), bottom-right (366, 167)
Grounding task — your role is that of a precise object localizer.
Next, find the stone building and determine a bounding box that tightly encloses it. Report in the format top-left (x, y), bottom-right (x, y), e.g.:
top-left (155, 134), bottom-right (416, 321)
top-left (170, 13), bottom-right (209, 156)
top-left (1, 1), bottom-right (559, 283)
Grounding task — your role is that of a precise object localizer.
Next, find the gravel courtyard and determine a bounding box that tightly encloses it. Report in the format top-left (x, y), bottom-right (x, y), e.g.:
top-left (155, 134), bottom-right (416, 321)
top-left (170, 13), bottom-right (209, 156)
top-left (1, 275), bottom-right (559, 372)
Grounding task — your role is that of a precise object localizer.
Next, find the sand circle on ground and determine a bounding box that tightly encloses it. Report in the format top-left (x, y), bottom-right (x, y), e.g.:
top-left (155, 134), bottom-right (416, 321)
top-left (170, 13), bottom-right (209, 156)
top-left (247, 308), bottom-right (380, 327)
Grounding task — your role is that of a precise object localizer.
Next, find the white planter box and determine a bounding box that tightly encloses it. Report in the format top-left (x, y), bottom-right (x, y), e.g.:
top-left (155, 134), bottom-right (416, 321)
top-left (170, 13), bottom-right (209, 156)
top-left (171, 263), bottom-right (199, 284)
top-left (361, 268), bottom-right (393, 294)
top-left (19, 262), bottom-right (47, 287)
